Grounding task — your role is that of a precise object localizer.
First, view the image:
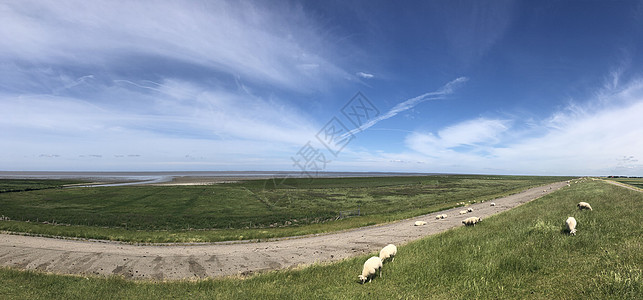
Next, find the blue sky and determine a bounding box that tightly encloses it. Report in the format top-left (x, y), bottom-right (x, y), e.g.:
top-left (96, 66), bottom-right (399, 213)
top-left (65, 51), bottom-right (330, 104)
top-left (1, 0), bottom-right (642, 175)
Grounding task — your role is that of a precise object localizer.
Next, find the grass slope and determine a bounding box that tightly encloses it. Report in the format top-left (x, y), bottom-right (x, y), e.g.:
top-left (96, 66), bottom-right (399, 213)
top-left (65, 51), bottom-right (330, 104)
top-left (0, 175), bottom-right (568, 243)
top-left (0, 180), bottom-right (640, 299)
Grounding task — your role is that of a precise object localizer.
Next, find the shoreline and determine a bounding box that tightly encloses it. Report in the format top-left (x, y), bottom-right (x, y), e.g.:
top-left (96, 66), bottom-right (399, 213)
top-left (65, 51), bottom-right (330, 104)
top-left (0, 171), bottom-right (450, 187)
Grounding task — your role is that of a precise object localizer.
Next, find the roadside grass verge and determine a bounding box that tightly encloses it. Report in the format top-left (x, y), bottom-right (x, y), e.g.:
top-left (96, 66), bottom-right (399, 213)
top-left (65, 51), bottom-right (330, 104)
top-left (0, 180), bottom-right (640, 299)
top-left (0, 175), bottom-right (569, 243)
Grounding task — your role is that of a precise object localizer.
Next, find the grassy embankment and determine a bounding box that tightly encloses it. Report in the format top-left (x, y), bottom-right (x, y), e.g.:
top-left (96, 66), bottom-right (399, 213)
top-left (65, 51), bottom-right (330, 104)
top-left (0, 175), bottom-right (569, 243)
top-left (0, 179), bottom-right (640, 299)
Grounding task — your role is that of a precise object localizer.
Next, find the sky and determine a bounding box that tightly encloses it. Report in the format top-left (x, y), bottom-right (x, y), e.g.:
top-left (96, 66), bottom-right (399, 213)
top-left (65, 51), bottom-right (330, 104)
top-left (1, 0), bottom-right (642, 176)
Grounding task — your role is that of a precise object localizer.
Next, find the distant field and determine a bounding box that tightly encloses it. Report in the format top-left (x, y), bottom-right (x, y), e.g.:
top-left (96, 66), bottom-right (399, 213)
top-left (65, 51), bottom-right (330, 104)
top-left (608, 177), bottom-right (643, 189)
top-left (0, 175), bottom-right (571, 242)
top-left (0, 179), bottom-right (85, 193)
top-left (0, 180), bottom-right (640, 299)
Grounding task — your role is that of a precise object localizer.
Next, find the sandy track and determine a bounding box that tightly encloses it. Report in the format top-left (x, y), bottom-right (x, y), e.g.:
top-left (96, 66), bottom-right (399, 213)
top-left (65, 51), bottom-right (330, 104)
top-left (0, 181), bottom-right (568, 280)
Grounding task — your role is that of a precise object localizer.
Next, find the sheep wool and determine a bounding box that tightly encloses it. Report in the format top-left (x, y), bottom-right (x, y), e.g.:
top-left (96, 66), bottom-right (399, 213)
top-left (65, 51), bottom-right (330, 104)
top-left (577, 202), bottom-right (593, 211)
top-left (379, 244), bottom-right (397, 263)
top-left (459, 210), bottom-right (468, 215)
top-left (462, 216), bottom-right (481, 226)
top-left (490, 202), bottom-right (496, 206)
top-left (358, 256), bottom-right (382, 283)
top-left (566, 217), bottom-right (577, 235)
top-left (467, 207), bottom-right (473, 212)
top-left (435, 214), bottom-right (447, 220)
top-left (414, 221), bottom-right (427, 226)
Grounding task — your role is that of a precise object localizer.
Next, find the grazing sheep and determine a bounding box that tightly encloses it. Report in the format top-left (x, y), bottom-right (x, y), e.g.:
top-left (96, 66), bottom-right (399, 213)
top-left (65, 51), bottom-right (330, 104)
top-left (490, 202), bottom-right (496, 206)
top-left (435, 214), bottom-right (447, 220)
top-left (459, 210), bottom-right (468, 215)
top-left (414, 221), bottom-right (427, 226)
top-left (379, 244), bottom-right (397, 263)
top-left (467, 207), bottom-right (473, 213)
top-left (358, 256), bottom-right (382, 283)
top-left (577, 202), bottom-right (593, 211)
top-left (565, 217), bottom-right (577, 235)
top-left (462, 217), bottom-right (481, 226)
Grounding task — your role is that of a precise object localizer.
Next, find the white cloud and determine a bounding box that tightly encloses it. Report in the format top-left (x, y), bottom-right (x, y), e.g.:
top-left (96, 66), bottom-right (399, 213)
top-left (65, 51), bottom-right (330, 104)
top-left (356, 72), bottom-right (374, 79)
top-left (0, 0), bottom-right (349, 92)
top-left (399, 78), bottom-right (643, 175)
top-left (0, 0), bottom-right (351, 171)
top-left (341, 77), bottom-right (468, 139)
top-left (438, 118), bottom-right (509, 148)
top-left (491, 96), bottom-right (643, 175)
top-left (0, 76), bottom-right (321, 170)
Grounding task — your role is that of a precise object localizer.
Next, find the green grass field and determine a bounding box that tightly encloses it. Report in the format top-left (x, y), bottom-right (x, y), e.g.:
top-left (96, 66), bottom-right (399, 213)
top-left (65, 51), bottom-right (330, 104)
top-left (0, 175), bottom-right (569, 243)
top-left (0, 179), bottom-right (640, 299)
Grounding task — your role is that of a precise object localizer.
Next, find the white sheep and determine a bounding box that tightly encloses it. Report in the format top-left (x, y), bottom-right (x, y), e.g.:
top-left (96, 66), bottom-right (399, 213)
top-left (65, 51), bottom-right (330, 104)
top-left (577, 202), bottom-right (593, 211)
top-left (358, 256), bottom-right (382, 283)
top-left (467, 207), bottom-right (473, 213)
top-left (565, 217), bottom-right (577, 235)
top-left (379, 244), bottom-right (397, 263)
top-left (414, 221), bottom-right (427, 226)
top-left (459, 210), bottom-right (468, 215)
top-left (490, 202), bottom-right (496, 206)
top-left (434, 214), bottom-right (447, 220)
top-left (462, 216), bottom-right (481, 226)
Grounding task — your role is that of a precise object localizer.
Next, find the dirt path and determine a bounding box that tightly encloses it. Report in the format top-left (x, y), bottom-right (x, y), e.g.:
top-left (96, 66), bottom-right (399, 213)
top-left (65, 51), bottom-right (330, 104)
top-left (0, 181), bottom-right (568, 280)
top-left (602, 179), bottom-right (643, 192)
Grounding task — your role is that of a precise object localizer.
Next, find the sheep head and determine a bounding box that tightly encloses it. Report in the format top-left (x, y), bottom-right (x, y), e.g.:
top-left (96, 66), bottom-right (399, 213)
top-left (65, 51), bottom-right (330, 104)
top-left (358, 275), bottom-right (367, 284)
